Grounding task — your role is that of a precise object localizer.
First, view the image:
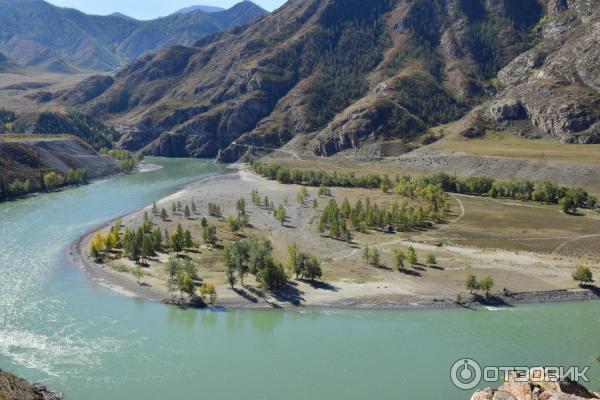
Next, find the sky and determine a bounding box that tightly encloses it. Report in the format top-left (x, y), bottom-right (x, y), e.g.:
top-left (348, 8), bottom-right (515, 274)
top-left (46, 0), bottom-right (286, 19)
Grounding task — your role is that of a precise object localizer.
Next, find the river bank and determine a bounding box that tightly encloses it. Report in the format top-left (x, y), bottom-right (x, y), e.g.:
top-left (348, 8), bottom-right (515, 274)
top-left (69, 164), bottom-right (600, 310)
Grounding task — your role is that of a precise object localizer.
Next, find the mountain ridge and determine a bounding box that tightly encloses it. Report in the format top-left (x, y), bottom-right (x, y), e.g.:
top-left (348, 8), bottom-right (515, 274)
top-left (175, 5), bottom-right (227, 14)
top-left (0, 0), bottom-right (267, 72)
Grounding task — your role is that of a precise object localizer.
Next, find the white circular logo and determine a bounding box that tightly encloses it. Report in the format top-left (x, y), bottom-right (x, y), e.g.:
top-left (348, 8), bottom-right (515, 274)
top-left (451, 358), bottom-right (482, 390)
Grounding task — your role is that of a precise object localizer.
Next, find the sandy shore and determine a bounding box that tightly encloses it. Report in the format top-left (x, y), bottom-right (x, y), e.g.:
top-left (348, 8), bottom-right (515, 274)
top-left (68, 165), bottom-right (600, 310)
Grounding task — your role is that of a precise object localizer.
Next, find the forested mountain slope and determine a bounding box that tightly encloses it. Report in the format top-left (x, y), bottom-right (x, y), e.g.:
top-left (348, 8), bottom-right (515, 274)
top-left (49, 0), bottom-right (599, 162)
top-left (72, 0), bottom-right (551, 159)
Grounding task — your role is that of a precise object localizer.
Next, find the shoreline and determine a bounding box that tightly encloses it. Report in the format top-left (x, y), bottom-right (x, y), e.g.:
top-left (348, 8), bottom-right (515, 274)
top-left (67, 165), bottom-right (600, 311)
top-left (0, 160), bottom-right (160, 203)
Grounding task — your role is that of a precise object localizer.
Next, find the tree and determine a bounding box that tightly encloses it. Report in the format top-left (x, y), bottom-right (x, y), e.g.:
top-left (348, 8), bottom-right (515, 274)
top-left (179, 274), bottom-right (195, 298)
top-left (368, 248), bottom-right (380, 267)
top-left (392, 248), bottom-right (405, 270)
top-left (227, 214), bottom-right (241, 235)
top-left (363, 245), bottom-right (371, 264)
top-left (152, 202), bottom-right (158, 215)
top-left (183, 230), bottom-right (193, 249)
top-left (257, 256), bottom-right (287, 290)
top-left (225, 263), bottom-right (237, 289)
top-left (133, 265), bottom-right (144, 285)
top-left (105, 231), bottom-right (117, 252)
top-left (208, 202), bottom-right (222, 218)
top-left (236, 198), bottom-right (247, 218)
top-left (407, 246), bottom-right (418, 265)
top-left (142, 211), bottom-right (153, 233)
top-left (297, 186), bottom-right (308, 204)
top-left (203, 225), bottom-right (217, 246)
top-left (89, 242), bottom-right (100, 261)
top-left (251, 189), bottom-right (261, 206)
top-left (191, 200), bottom-right (197, 214)
top-left (200, 283), bottom-right (217, 303)
top-left (559, 195), bottom-right (577, 214)
top-left (161, 208), bottom-right (168, 221)
top-left (201, 217), bottom-right (208, 227)
top-left (572, 265), bottom-right (593, 286)
top-left (302, 255), bottom-right (322, 281)
top-left (224, 240), bottom-right (249, 287)
top-left (151, 227), bottom-right (163, 250)
top-left (91, 231), bottom-right (105, 252)
top-left (479, 277), bottom-right (494, 297)
top-left (276, 205), bottom-right (287, 225)
top-left (141, 234), bottom-right (154, 263)
top-left (426, 254), bottom-right (437, 266)
top-left (465, 273), bottom-right (479, 294)
top-left (166, 256), bottom-right (180, 290)
top-left (171, 202), bottom-right (177, 214)
top-left (170, 224), bottom-right (185, 255)
top-left (287, 243), bottom-right (301, 278)
top-left (184, 205), bottom-right (191, 219)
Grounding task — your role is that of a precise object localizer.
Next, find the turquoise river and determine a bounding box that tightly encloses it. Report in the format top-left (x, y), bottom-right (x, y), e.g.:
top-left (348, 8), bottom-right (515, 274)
top-left (0, 158), bottom-right (598, 399)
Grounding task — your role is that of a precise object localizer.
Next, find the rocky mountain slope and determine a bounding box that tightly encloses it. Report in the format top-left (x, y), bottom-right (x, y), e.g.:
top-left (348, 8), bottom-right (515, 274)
top-left (70, 0), bottom-right (554, 160)
top-left (487, 0), bottom-right (600, 144)
top-left (0, 0), bottom-right (266, 72)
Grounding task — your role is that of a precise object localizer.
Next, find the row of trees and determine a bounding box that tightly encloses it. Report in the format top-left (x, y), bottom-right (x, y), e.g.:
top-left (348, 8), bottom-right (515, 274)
top-left (465, 273), bottom-right (494, 297)
top-left (99, 148), bottom-right (141, 172)
top-left (89, 213), bottom-right (193, 263)
top-left (253, 162), bottom-right (597, 213)
top-left (0, 168), bottom-right (86, 199)
top-left (43, 169), bottom-right (86, 190)
top-left (319, 197), bottom-right (444, 241)
top-left (363, 244), bottom-right (436, 270)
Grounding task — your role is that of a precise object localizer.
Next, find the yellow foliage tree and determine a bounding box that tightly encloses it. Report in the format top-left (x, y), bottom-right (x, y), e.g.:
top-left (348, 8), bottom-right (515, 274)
top-left (91, 232), bottom-right (105, 252)
top-left (200, 283), bottom-right (217, 304)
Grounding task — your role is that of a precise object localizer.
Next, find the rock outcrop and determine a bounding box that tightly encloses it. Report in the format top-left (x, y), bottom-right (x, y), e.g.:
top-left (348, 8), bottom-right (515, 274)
top-left (471, 368), bottom-right (600, 400)
top-left (0, 369), bottom-right (63, 400)
top-left (493, 0), bottom-right (600, 143)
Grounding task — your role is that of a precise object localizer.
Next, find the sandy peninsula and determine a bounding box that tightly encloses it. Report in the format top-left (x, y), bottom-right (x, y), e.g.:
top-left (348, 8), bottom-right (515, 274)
top-left (69, 164), bottom-right (600, 309)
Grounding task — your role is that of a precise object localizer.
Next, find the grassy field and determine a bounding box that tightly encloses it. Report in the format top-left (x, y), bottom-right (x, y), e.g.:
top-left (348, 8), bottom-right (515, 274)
top-left (428, 131), bottom-right (600, 166)
top-left (419, 195), bottom-right (600, 259)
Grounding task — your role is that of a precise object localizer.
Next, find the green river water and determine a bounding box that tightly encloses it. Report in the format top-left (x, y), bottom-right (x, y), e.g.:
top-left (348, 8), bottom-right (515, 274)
top-left (0, 157), bottom-right (598, 399)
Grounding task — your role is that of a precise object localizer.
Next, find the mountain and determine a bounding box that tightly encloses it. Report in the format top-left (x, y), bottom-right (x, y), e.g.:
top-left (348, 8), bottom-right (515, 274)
top-left (109, 12), bottom-right (138, 21)
top-left (176, 5), bottom-right (226, 14)
top-left (0, 51), bottom-right (22, 73)
top-left (484, 0), bottom-right (600, 144)
top-left (117, 2), bottom-right (268, 62)
top-left (0, 0), bottom-right (267, 72)
top-left (74, 0), bottom-right (585, 160)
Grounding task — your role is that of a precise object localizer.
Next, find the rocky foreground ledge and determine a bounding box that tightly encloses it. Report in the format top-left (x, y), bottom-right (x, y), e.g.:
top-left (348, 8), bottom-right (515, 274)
top-left (0, 369), bottom-right (63, 400)
top-left (472, 368), bottom-right (600, 400)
